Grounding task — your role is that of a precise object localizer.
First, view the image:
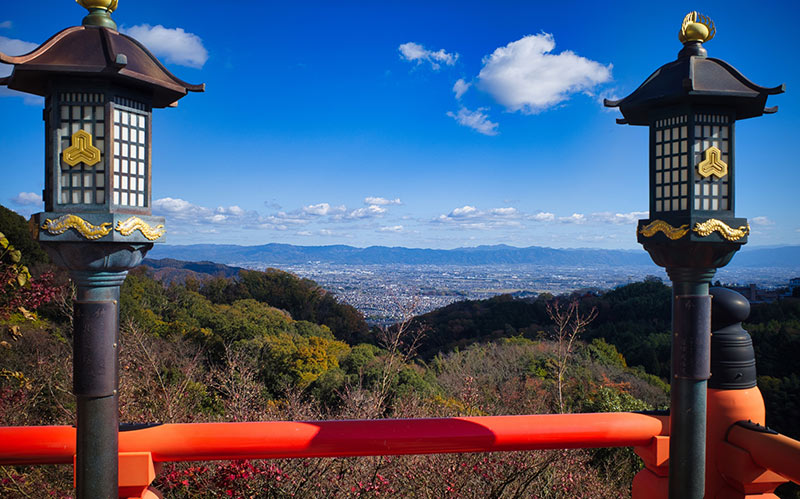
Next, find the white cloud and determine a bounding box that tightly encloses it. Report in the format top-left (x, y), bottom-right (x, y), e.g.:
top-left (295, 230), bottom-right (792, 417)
top-left (365, 196), bottom-right (402, 206)
top-left (11, 192), bottom-right (42, 206)
top-left (154, 197), bottom-right (256, 225)
top-left (478, 33), bottom-right (612, 114)
top-left (751, 216), bottom-right (774, 226)
top-left (0, 35), bottom-right (34, 55)
top-left (219, 205), bottom-right (245, 216)
top-left (0, 86), bottom-right (43, 105)
top-left (206, 205), bottom-right (247, 223)
top-left (0, 21), bottom-right (12, 29)
top-left (446, 107), bottom-right (499, 136)
top-left (265, 212), bottom-right (314, 226)
top-left (348, 205), bottom-right (386, 219)
top-left (590, 211), bottom-right (647, 225)
top-left (488, 207), bottom-right (517, 217)
top-left (559, 213), bottom-right (586, 224)
top-left (153, 197), bottom-right (195, 214)
top-left (531, 212), bottom-right (555, 222)
top-left (303, 203), bottom-right (346, 216)
top-left (379, 225), bottom-right (404, 233)
top-left (0, 35), bottom-right (38, 78)
top-left (121, 24), bottom-right (208, 68)
top-left (398, 42), bottom-right (458, 70)
top-left (450, 205), bottom-right (478, 218)
top-left (435, 206), bottom-right (523, 230)
top-left (453, 78), bottom-right (471, 99)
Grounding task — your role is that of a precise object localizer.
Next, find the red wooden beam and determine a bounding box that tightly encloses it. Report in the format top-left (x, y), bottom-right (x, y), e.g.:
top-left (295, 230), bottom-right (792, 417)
top-left (0, 412), bottom-right (667, 465)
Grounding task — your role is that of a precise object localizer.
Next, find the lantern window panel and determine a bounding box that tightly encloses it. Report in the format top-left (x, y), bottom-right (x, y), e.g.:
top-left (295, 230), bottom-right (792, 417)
top-left (652, 114), bottom-right (690, 213)
top-left (112, 100), bottom-right (149, 208)
top-left (56, 93), bottom-right (107, 206)
top-left (691, 113), bottom-right (732, 212)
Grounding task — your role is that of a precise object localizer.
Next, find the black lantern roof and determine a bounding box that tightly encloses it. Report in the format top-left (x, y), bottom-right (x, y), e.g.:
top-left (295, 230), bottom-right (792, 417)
top-left (605, 13), bottom-right (783, 126)
top-left (0, 25), bottom-right (204, 108)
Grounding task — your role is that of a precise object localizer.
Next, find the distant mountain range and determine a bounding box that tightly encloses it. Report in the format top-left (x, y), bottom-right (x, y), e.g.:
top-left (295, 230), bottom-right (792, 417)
top-left (146, 243), bottom-right (800, 268)
top-left (141, 258), bottom-right (243, 285)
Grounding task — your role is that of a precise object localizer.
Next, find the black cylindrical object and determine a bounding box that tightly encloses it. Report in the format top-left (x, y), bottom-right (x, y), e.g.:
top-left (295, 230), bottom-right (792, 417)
top-left (709, 287), bottom-right (756, 389)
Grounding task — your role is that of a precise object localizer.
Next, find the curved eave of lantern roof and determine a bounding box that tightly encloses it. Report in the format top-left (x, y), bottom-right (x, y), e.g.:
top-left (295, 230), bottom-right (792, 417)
top-left (604, 55), bottom-right (784, 126)
top-left (0, 25), bottom-right (204, 108)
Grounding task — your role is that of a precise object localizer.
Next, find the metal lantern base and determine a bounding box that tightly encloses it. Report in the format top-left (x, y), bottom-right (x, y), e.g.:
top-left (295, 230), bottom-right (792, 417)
top-left (40, 242), bottom-right (153, 499)
top-left (640, 235), bottom-right (744, 499)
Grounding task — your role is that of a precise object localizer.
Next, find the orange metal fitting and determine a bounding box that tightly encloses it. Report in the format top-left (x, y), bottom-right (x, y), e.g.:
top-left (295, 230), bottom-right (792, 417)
top-left (706, 387), bottom-right (794, 497)
top-left (707, 387), bottom-right (769, 496)
top-left (727, 423), bottom-right (800, 485)
top-left (632, 434), bottom-right (670, 499)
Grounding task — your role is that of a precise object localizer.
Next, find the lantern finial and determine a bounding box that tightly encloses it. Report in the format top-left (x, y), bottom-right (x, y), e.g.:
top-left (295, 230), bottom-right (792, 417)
top-left (76, 0), bottom-right (119, 30)
top-left (679, 11), bottom-right (715, 44)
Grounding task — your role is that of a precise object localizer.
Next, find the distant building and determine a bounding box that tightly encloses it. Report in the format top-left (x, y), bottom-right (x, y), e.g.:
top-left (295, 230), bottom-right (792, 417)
top-left (789, 277), bottom-right (800, 296)
top-left (727, 280), bottom-right (795, 303)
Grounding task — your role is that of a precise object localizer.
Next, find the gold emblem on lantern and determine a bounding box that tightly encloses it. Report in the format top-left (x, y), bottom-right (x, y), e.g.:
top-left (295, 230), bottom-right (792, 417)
top-left (62, 130), bottom-right (102, 167)
top-left (697, 146), bottom-right (728, 179)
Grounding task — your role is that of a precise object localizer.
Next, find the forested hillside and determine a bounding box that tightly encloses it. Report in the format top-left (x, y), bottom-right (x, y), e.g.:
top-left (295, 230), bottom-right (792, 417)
top-left (1, 248), bottom-right (666, 495)
top-left (415, 279), bottom-right (800, 441)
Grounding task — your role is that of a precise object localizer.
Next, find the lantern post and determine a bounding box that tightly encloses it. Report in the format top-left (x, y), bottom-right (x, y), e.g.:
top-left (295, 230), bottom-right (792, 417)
top-left (0, 2), bottom-right (203, 496)
top-left (605, 12), bottom-right (783, 499)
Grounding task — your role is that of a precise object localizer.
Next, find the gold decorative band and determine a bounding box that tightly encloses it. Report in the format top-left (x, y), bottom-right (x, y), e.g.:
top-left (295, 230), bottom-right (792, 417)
top-left (638, 220), bottom-right (690, 240)
top-left (693, 219), bottom-right (750, 241)
top-left (115, 216), bottom-right (165, 241)
top-left (40, 214), bottom-right (112, 240)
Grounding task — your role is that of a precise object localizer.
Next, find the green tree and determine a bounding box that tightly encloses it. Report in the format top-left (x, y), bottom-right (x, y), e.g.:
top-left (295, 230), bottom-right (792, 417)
top-left (258, 332), bottom-right (350, 391)
top-left (0, 204), bottom-right (49, 267)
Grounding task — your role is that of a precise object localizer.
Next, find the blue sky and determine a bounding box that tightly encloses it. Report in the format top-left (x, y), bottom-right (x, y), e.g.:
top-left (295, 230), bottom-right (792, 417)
top-left (1, 1), bottom-right (797, 249)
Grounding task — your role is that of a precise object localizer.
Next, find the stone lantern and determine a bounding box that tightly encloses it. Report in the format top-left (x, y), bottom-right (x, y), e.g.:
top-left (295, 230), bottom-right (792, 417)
top-left (0, 1), bottom-right (203, 496)
top-left (605, 12), bottom-right (783, 498)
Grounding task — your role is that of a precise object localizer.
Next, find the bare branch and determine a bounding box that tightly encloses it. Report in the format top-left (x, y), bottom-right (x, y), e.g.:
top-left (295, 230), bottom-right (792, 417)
top-left (546, 299), bottom-right (597, 413)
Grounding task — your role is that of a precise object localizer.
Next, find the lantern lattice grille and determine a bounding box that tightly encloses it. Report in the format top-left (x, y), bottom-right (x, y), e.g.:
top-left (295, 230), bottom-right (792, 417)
top-left (57, 92), bottom-right (106, 205)
top-left (112, 98), bottom-right (148, 208)
top-left (692, 114), bottom-right (730, 211)
top-left (653, 115), bottom-right (689, 213)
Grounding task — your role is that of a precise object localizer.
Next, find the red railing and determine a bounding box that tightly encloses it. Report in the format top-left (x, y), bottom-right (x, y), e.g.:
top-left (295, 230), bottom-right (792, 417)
top-left (0, 412), bottom-right (666, 465)
top-left (3, 410), bottom-right (800, 498)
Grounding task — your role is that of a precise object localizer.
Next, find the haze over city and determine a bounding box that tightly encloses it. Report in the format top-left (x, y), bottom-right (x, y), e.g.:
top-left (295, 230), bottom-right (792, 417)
top-left (1, 1), bottom-right (798, 249)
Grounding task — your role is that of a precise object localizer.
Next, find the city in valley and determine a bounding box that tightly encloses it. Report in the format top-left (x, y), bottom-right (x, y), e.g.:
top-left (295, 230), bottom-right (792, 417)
top-left (234, 262), bottom-right (800, 324)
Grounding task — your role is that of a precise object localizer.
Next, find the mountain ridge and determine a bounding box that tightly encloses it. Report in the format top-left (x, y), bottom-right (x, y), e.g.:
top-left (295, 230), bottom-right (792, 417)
top-left (146, 243), bottom-right (800, 268)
